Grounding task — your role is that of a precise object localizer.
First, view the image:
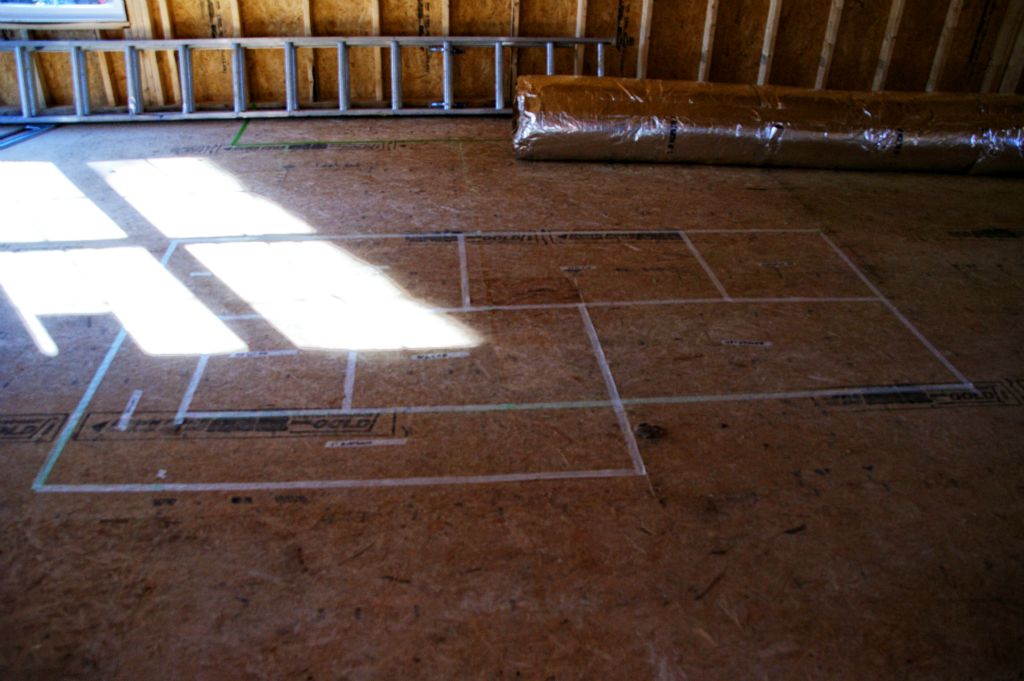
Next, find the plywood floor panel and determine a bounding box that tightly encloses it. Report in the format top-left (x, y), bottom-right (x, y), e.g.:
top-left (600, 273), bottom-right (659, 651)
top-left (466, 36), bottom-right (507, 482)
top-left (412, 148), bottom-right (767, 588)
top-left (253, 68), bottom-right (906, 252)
top-left (0, 119), bottom-right (1022, 680)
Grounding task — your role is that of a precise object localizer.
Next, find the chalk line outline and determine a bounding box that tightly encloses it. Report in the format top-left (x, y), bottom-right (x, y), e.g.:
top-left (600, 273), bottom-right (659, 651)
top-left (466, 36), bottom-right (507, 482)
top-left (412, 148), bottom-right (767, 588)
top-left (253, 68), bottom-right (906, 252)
top-left (30, 229), bottom-right (974, 494)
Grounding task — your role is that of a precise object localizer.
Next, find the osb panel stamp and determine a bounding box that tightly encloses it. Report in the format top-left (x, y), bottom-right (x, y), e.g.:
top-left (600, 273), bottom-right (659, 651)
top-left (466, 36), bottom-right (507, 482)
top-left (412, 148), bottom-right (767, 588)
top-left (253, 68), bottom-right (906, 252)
top-left (816, 378), bottom-right (1024, 411)
top-left (0, 414), bottom-right (67, 443)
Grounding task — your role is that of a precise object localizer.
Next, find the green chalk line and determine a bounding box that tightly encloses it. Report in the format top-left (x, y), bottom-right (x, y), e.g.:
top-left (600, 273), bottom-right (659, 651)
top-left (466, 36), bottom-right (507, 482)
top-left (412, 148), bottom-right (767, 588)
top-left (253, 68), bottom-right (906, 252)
top-left (229, 119), bottom-right (250, 147)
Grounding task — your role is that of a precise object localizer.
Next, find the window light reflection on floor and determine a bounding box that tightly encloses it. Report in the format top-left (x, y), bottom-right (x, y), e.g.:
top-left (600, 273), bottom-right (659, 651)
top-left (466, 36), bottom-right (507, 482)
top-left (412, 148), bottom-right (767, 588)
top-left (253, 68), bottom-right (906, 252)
top-left (0, 162), bottom-right (126, 243)
top-left (186, 241), bottom-right (479, 351)
top-left (88, 157), bottom-right (313, 239)
top-left (0, 247), bottom-right (246, 357)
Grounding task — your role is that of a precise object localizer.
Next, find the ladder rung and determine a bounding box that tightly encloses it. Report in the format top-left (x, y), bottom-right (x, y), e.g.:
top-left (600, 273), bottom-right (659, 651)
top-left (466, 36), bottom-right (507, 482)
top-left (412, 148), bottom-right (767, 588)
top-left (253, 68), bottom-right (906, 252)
top-left (70, 46), bottom-right (90, 117)
top-left (495, 43), bottom-right (505, 111)
top-left (338, 41), bottom-right (350, 111)
top-left (14, 46), bottom-right (37, 118)
top-left (284, 41), bottom-right (298, 112)
top-left (232, 43), bottom-right (246, 113)
top-left (179, 46), bottom-right (194, 114)
top-left (390, 41), bottom-right (402, 111)
top-left (442, 41), bottom-right (454, 111)
top-left (124, 45), bottom-right (142, 115)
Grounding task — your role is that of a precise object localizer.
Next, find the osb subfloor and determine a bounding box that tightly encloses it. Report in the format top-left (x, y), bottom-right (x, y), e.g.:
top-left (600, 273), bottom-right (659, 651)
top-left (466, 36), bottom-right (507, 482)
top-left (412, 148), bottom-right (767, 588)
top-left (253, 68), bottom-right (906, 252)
top-left (1, 118), bottom-right (1023, 680)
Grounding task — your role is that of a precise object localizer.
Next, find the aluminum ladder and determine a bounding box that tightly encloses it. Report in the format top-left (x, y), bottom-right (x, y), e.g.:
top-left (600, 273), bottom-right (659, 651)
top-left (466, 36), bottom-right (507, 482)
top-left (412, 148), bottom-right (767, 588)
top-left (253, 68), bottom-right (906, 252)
top-left (0, 35), bottom-right (612, 123)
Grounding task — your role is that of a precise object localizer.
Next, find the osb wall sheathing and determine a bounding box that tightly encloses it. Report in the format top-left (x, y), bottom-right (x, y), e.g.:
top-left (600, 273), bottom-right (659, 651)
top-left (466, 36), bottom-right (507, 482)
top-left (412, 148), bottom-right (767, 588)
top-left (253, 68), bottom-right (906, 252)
top-left (887, 0), bottom-right (951, 91)
top-left (451, 0), bottom-right (511, 106)
top-left (311, 0), bottom-right (380, 103)
top-left (709, 0), bottom-right (770, 84)
top-left (772, 2), bottom-right (831, 88)
top-left (380, 0), bottom-right (444, 106)
top-left (585, 0), bottom-right (643, 78)
top-left (0, 51), bottom-right (16, 105)
top-left (239, 0), bottom-right (309, 105)
top-left (647, 1), bottom-right (708, 81)
top-left (169, 0), bottom-right (234, 105)
top-left (518, 0), bottom-right (577, 80)
top-left (828, 0), bottom-right (895, 90)
top-left (938, 0), bottom-right (1008, 92)
top-left (2, 0), bottom-right (1024, 112)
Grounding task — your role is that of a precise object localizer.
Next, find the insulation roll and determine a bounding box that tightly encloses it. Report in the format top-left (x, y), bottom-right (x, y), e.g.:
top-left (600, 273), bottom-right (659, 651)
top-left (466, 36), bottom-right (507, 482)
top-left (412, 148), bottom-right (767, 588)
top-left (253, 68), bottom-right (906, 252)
top-left (513, 76), bottom-right (1024, 174)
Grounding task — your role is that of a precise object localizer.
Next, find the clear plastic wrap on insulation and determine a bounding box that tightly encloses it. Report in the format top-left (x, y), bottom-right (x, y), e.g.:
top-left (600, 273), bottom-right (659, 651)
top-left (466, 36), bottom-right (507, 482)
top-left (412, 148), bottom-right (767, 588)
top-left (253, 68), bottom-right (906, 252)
top-left (513, 76), bottom-right (1024, 174)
